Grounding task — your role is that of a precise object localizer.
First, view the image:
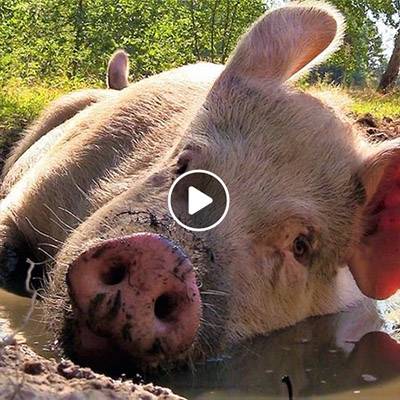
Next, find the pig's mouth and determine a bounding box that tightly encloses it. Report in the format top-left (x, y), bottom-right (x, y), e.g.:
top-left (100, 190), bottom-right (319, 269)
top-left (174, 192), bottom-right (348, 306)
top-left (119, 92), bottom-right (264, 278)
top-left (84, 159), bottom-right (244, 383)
top-left (48, 210), bottom-right (230, 373)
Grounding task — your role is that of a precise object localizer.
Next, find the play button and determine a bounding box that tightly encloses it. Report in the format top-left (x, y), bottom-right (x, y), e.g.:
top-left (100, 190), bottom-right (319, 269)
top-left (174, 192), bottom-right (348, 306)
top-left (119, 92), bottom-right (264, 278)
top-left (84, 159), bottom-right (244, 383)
top-left (188, 186), bottom-right (213, 215)
top-left (168, 170), bottom-right (229, 231)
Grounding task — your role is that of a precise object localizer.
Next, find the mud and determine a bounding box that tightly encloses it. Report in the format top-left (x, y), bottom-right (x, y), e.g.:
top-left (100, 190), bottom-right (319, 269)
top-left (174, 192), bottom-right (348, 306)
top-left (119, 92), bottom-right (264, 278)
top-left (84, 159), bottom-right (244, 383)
top-left (0, 321), bottom-right (185, 399)
top-left (356, 114), bottom-right (400, 141)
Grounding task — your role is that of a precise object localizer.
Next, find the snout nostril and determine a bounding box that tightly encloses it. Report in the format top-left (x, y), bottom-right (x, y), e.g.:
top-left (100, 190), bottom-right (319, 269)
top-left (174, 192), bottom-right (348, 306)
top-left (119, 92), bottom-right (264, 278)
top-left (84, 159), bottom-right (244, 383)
top-left (154, 293), bottom-right (179, 321)
top-left (101, 263), bottom-right (126, 285)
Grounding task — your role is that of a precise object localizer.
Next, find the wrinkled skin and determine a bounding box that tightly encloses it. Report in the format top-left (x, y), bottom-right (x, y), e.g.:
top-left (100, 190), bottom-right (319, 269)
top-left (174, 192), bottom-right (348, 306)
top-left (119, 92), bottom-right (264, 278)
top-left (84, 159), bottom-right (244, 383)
top-left (1, 2), bottom-right (400, 371)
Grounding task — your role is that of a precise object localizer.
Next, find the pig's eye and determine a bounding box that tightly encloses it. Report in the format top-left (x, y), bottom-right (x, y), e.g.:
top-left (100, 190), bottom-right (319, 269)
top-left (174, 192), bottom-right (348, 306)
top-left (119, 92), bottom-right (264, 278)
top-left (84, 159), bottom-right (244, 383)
top-left (292, 235), bottom-right (312, 264)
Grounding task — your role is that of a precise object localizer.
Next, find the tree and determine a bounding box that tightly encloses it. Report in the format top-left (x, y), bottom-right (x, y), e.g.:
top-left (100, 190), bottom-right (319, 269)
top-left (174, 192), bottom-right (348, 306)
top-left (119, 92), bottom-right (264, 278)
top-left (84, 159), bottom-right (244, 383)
top-left (188, 0), bottom-right (267, 64)
top-left (0, 0), bottom-right (267, 84)
top-left (371, 0), bottom-right (400, 92)
top-left (1, 0), bottom-right (398, 88)
top-left (379, 28), bottom-right (400, 92)
top-left (322, 0), bottom-right (386, 85)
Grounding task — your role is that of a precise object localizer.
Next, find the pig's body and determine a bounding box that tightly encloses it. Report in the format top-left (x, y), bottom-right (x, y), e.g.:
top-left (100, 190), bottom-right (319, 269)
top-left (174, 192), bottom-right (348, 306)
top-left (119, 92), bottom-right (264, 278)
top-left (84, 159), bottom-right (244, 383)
top-left (1, 2), bottom-right (399, 372)
top-left (0, 64), bottom-right (222, 245)
top-left (0, 60), bottom-right (363, 364)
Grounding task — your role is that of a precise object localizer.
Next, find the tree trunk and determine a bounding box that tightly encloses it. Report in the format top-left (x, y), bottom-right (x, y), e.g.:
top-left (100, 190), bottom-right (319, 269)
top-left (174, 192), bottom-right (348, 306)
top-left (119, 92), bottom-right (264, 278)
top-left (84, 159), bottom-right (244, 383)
top-left (378, 28), bottom-right (400, 93)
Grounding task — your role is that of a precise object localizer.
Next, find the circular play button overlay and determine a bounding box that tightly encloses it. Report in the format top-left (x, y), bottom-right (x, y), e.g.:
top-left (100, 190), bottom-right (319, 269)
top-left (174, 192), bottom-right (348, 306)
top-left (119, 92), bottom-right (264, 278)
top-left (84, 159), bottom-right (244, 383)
top-left (168, 170), bottom-right (230, 232)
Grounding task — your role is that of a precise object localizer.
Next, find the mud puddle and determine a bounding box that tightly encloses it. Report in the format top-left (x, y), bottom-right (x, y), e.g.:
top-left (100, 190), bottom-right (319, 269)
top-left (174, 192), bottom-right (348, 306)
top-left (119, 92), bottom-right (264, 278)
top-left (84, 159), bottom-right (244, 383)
top-left (1, 288), bottom-right (400, 399)
top-left (0, 289), bottom-right (54, 358)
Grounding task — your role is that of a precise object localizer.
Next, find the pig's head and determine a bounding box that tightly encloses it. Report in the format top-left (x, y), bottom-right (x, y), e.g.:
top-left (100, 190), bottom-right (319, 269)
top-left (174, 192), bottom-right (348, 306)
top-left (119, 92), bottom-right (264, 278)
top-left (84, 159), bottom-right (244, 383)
top-left (42, 2), bottom-right (400, 371)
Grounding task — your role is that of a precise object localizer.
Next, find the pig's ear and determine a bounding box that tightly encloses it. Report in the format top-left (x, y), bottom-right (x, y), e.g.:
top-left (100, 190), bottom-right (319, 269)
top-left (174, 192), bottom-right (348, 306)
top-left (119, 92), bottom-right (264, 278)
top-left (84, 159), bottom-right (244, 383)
top-left (223, 2), bottom-right (344, 82)
top-left (107, 49), bottom-right (129, 90)
top-left (348, 140), bottom-right (400, 300)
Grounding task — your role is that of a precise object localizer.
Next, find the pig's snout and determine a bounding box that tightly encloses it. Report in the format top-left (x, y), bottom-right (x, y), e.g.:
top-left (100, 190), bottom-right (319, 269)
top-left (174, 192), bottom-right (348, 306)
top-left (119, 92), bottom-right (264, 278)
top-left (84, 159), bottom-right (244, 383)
top-left (67, 233), bottom-right (201, 365)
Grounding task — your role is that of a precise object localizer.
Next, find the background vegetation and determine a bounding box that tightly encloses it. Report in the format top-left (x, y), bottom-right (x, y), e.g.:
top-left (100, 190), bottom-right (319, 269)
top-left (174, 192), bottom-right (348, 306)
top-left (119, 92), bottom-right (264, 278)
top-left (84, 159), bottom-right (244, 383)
top-left (0, 0), bottom-right (399, 133)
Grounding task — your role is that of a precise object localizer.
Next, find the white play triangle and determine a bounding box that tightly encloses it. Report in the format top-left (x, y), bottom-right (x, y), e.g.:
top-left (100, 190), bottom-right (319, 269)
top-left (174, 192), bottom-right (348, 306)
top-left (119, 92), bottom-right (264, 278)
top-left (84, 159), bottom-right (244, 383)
top-left (188, 186), bottom-right (213, 215)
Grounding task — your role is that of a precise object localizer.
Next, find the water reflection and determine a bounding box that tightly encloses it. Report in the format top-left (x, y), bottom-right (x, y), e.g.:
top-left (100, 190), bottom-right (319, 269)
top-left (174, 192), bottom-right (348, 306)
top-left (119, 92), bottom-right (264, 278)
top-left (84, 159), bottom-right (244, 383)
top-left (1, 288), bottom-right (400, 399)
top-left (156, 300), bottom-right (400, 399)
top-left (0, 289), bottom-right (52, 358)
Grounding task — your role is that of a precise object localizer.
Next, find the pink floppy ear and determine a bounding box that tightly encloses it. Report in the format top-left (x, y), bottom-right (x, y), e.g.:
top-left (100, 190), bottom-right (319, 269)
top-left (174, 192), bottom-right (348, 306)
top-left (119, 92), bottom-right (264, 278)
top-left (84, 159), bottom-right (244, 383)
top-left (348, 139), bottom-right (400, 299)
top-left (221, 2), bottom-right (344, 83)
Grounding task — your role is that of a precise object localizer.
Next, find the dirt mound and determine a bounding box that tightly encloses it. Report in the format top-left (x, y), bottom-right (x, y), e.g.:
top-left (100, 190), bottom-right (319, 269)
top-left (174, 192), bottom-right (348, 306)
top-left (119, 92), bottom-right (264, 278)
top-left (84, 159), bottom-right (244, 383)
top-left (356, 113), bottom-right (400, 141)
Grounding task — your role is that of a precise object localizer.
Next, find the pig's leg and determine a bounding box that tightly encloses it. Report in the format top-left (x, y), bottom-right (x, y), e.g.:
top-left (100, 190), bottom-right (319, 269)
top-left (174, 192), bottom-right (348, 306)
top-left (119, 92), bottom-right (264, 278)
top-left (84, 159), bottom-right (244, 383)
top-left (1, 121), bottom-right (68, 196)
top-left (2, 89), bottom-right (112, 180)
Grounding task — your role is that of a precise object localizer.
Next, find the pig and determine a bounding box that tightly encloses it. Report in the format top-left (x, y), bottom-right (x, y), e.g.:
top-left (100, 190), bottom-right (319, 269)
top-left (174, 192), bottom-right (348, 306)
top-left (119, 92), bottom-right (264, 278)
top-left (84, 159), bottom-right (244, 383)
top-left (0, 2), bottom-right (399, 371)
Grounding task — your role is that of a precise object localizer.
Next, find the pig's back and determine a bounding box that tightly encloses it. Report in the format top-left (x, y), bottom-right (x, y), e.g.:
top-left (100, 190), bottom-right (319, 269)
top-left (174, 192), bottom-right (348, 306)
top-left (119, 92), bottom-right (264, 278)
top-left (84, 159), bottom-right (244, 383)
top-left (2, 62), bottom-right (223, 197)
top-left (0, 63), bottom-right (223, 247)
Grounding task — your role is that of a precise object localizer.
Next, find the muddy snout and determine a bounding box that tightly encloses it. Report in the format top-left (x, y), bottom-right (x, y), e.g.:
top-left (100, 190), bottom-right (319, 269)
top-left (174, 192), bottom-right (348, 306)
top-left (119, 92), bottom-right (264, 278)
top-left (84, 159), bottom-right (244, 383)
top-left (67, 233), bottom-right (201, 365)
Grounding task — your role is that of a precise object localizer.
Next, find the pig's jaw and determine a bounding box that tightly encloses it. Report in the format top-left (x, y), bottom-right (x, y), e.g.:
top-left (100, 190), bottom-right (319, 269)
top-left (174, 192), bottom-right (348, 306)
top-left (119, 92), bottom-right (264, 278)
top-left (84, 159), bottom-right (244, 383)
top-left (62, 319), bottom-right (206, 373)
top-left (70, 319), bottom-right (202, 371)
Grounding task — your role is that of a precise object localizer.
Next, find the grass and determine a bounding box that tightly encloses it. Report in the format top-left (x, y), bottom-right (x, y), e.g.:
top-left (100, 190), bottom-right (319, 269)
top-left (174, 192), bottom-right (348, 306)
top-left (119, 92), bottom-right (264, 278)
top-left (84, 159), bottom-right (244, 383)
top-left (0, 79), bottom-right (399, 139)
top-left (0, 78), bottom-right (100, 132)
top-left (303, 81), bottom-right (400, 120)
top-left (349, 88), bottom-right (400, 120)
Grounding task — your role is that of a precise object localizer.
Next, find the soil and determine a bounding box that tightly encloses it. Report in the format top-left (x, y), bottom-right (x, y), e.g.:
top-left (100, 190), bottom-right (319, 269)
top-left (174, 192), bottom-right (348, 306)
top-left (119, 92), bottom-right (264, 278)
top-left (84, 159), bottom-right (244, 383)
top-left (356, 113), bottom-right (400, 141)
top-left (0, 323), bottom-right (185, 400)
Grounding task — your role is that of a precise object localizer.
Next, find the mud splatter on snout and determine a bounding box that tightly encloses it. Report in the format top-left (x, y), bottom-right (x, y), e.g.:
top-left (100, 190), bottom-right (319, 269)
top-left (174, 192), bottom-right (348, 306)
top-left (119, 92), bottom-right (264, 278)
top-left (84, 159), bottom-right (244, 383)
top-left (86, 290), bottom-right (122, 335)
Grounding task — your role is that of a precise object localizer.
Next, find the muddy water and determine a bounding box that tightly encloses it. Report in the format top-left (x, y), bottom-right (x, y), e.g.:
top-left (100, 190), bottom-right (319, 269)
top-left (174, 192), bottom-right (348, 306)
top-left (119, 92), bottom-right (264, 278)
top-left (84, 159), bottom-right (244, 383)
top-left (1, 289), bottom-right (400, 399)
top-left (0, 289), bottom-right (55, 358)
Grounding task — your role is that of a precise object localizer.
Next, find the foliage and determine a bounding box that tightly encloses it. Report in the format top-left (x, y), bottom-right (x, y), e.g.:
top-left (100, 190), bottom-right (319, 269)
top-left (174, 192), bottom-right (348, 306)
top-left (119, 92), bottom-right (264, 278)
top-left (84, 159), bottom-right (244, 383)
top-left (313, 0), bottom-right (390, 84)
top-left (0, 78), bottom-right (89, 131)
top-left (0, 0), bottom-right (398, 88)
top-left (0, 0), bottom-right (266, 84)
top-left (1, 79), bottom-right (398, 142)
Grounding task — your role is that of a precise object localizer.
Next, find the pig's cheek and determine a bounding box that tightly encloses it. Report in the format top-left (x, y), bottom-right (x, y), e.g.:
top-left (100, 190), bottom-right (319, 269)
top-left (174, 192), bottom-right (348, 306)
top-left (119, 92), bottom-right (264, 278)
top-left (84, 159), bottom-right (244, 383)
top-left (279, 253), bottom-right (308, 288)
